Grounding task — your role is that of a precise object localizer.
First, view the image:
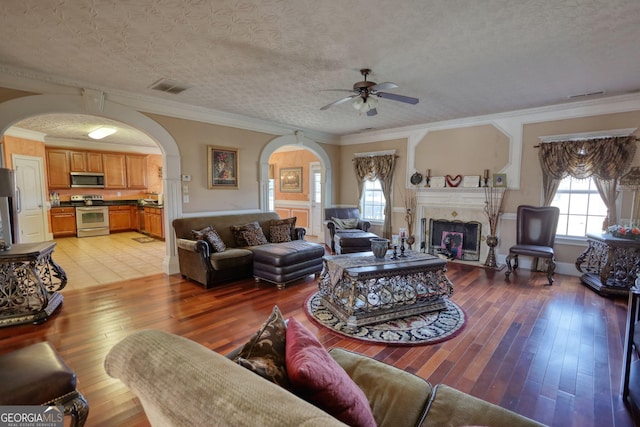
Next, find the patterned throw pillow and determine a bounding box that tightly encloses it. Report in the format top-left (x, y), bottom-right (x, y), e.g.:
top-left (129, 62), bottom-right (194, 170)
top-left (232, 221), bottom-right (269, 246)
top-left (191, 226), bottom-right (226, 252)
top-left (270, 223), bottom-right (293, 243)
top-left (269, 217), bottom-right (297, 242)
top-left (233, 305), bottom-right (289, 388)
top-left (332, 217), bottom-right (359, 229)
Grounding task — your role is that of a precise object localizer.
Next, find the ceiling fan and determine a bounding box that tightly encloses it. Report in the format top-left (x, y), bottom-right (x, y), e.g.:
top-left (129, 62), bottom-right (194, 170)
top-left (320, 68), bottom-right (419, 116)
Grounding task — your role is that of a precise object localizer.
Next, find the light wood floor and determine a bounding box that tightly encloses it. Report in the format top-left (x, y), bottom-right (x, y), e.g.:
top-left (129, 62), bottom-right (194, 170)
top-left (0, 260), bottom-right (635, 427)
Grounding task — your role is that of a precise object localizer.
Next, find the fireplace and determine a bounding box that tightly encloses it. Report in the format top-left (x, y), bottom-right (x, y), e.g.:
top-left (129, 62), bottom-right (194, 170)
top-left (424, 218), bottom-right (482, 261)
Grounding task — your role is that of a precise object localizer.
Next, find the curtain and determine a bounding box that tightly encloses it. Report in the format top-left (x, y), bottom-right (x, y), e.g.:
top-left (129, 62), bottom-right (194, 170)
top-left (353, 154), bottom-right (397, 239)
top-left (538, 136), bottom-right (636, 226)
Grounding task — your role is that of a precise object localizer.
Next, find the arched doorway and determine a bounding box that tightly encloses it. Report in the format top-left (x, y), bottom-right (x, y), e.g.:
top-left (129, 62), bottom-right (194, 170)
top-left (0, 92), bottom-right (182, 275)
top-left (259, 132), bottom-right (333, 242)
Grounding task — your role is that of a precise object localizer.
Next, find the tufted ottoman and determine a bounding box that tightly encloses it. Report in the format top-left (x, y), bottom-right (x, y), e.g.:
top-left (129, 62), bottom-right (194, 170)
top-left (334, 230), bottom-right (380, 254)
top-left (252, 240), bottom-right (325, 289)
top-left (0, 341), bottom-right (89, 427)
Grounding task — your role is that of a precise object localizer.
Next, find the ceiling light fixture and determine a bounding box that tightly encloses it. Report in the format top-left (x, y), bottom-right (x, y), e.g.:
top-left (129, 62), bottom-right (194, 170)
top-left (352, 95), bottom-right (378, 113)
top-left (88, 126), bottom-right (116, 140)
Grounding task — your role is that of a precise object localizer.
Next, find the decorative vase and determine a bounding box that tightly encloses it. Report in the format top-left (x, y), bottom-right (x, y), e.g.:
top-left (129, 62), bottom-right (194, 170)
top-left (484, 235), bottom-right (499, 268)
top-left (370, 238), bottom-right (390, 259)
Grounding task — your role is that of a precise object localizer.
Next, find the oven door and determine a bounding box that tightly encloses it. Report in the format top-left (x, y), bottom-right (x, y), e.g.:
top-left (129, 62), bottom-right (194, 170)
top-left (76, 207), bottom-right (110, 237)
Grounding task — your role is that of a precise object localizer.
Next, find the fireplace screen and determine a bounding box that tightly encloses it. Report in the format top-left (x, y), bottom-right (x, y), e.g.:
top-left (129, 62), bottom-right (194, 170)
top-left (424, 218), bottom-right (482, 261)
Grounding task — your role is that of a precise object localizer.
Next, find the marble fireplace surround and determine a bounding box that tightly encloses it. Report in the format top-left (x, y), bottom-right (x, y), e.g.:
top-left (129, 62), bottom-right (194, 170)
top-left (417, 188), bottom-right (490, 265)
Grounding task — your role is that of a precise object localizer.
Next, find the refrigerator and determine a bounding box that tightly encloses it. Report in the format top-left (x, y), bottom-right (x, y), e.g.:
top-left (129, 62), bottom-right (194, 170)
top-left (0, 168), bottom-right (18, 249)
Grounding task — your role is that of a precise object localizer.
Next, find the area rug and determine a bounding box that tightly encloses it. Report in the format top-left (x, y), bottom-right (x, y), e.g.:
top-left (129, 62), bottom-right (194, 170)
top-left (132, 237), bottom-right (157, 243)
top-left (305, 292), bottom-right (466, 346)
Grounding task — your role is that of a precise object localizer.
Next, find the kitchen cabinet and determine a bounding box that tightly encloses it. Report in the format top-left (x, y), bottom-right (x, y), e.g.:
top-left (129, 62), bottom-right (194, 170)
top-left (126, 155), bottom-right (148, 189)
top-left (144, 206), bottom-right (164, 240)
top-left (69, 151), bottom-right (87, 172)
top-left (86, 152), bottom-right (103, 172)
top-left (46, 149), bottom-right (70, 189)
top-left (50, 207), bottom-right (76, 237)
top-left (136, 207), bottom-right (145, 232)
top-left (103, 153), bottom-right (127, 189)
top-left (109, 205), bottom-right (134, 232)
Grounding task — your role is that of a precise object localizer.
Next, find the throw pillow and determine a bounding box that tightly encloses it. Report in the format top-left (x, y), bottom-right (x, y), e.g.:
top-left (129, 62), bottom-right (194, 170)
top-left (270, 223), bottom-right (293, 243)
top-left (269, 217), bottom-right (297, 242)
top-left (232, 221), bottom-right (269, 246)
top-left (285, 317), bottom-right (376, 427)
top-left (191, 226), bottom-right (226, 252)
top-left (233, 305), bottom-right (290, 388)
top-left (331, 217), bottom-right (359, 229)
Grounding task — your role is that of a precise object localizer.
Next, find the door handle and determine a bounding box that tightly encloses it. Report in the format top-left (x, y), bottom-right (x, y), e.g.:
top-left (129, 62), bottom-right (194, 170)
top-left (15, 186), bottom-right (21, 213)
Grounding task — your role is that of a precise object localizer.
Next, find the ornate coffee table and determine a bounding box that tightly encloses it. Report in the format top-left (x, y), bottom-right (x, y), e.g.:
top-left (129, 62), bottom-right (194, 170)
top-left (318, 251), bottom-right (453, 330)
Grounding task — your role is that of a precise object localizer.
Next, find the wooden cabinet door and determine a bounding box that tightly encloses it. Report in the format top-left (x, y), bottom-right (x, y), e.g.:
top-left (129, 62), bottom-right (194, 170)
top-left (126, 155), bottom-right (148, 189)
top-left (46, 149), bottom-right (70, 189)
top-left (86, 152), bottom-right (103, 172)
top-left (50, 207), bottom-right (76, 237)
top-left (103, 153), bottom-right (127, 189)
top-left (69, 151), bottom-right (87, 172)
top-left (109, 206), bottom-right (133, 232)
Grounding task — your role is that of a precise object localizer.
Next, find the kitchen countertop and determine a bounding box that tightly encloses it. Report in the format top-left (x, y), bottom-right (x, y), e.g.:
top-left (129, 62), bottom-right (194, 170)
top-left (55, 200), bottom-right (163, 208)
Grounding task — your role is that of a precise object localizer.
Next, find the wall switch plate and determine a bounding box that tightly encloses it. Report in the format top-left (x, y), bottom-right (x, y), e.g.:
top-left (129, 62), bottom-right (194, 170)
top-left (183, 185), bottom-right (189, 194)
top-left (183, 195), bottom-right (189, 203)
top-left (182, 174), bottom-right (192, 182)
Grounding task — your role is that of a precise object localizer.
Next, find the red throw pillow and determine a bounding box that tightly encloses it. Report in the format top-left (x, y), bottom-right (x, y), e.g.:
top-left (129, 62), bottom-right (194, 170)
top-left (285, 317), bottom-right (376, 427)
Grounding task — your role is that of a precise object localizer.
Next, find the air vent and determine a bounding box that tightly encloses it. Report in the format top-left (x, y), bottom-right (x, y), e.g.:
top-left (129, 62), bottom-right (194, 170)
top-left (149, 78), bottom-right (192, 95)
top-left (568, 90), bottom-right (606, 100)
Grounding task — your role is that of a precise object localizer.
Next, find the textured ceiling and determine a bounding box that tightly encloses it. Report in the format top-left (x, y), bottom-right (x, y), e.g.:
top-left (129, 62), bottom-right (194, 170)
top-left (1, 0), bottom-right (640, 142)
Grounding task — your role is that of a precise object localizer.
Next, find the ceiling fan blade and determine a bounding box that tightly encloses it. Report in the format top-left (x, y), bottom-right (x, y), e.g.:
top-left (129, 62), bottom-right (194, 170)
top-left (377, 92), bottom-right (419, 105)
top-left (371, 82), bottom-right (398, 91)
top-left (320, 95), bottom-right (358, 110)
top-left (366, 108), bottom-right (378, 117)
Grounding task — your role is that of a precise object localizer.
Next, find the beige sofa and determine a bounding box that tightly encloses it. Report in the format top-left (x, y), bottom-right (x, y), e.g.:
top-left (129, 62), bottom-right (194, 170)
top-left (173, 212), bottom-right (325, 289)
top-left (105, 330), bottom-right (546, 427)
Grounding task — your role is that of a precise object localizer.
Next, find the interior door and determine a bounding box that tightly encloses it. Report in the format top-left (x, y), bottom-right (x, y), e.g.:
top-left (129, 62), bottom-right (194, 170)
top-left (310, 163), bottom-right (323, 238)
top-left (13, 154), bottom-right (47, 243)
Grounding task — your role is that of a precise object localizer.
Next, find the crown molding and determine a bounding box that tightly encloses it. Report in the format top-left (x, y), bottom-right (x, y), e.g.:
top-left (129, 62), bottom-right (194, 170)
top-left (43, 136), bottom-right (162, 154)
top-left (4, 126), bottom-right (46, 141)
top-left (339, 92), bottom-right (640, 145)
top-left (0, 63), bottom-right (338, 145)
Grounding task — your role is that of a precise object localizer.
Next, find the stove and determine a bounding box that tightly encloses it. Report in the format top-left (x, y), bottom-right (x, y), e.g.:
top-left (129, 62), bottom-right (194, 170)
top-left (72, 195), bottom-right (109, 237)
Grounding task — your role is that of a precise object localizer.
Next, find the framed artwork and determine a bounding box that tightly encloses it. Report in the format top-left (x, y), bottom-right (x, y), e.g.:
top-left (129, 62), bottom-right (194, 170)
top-left (441, 231), bottom-right (463, 259)
top-left (280, 167), bottom-right (302, 192)
top-left (208, 146), bottom-right (238, 189)
top-left (493, 173), bottom-right (507, 188)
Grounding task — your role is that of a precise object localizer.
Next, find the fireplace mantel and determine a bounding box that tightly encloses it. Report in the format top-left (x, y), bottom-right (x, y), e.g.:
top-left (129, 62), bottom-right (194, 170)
top-left (415, 187), bottom-right (491, 265)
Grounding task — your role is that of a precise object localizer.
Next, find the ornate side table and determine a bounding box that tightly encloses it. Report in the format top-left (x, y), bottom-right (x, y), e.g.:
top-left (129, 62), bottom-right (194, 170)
top-left (0, 241), bottom-right (67, 327)
top-left (575, 233), bottom-right (640, 297)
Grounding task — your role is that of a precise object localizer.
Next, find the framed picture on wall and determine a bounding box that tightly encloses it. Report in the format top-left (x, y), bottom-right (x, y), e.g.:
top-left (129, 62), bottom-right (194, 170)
top-left (208, 146), bottom-right (239, 189)
top-left (492, 173), bottom-right (507, 188)
top-left (280, 167), bottom-right (302, 192)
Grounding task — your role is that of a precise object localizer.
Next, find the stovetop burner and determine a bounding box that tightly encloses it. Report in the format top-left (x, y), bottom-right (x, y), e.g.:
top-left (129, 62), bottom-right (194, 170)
top-left (70, 194), bottom-right (104, 206)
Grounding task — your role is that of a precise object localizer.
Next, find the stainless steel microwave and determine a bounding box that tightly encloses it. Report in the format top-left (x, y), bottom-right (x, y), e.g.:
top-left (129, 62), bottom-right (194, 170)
top-left (70, 172), bottom-right (105, 188)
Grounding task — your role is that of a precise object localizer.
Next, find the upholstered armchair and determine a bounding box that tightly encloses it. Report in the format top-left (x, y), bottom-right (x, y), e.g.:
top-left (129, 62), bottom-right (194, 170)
top-left (324, 208), bottom-right (371, 252)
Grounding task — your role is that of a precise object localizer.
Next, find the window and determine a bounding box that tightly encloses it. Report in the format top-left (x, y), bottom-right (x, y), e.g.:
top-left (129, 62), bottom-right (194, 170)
top-left (361, 179), bottom-right (385, 221)
top-left (268, 179), bottom-right (274, 211)
top-left (551, 176), bottom-right (608, 237)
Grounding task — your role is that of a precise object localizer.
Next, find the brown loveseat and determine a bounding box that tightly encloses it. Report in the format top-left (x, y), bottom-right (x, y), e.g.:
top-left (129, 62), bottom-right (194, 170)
top-left (105, 329), bottom-right (546, 427)
top-left (173, 212), bottom-right (324, 289)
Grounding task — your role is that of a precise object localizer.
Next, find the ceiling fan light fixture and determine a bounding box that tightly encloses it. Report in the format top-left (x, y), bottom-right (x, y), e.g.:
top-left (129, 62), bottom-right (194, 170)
top-left (88, 126), bottom-right (116, 140)
top-left (352, 95), bottom-right (378, 113)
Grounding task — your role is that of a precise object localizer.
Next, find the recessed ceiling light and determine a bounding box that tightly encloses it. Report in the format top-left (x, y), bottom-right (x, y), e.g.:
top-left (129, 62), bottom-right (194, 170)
top-left (88, 127), bottom-right (116, 140)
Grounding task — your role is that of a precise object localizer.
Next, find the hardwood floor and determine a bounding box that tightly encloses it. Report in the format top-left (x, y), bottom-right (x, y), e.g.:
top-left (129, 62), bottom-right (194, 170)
top-left (0, 263), bottom-right (635, 427)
